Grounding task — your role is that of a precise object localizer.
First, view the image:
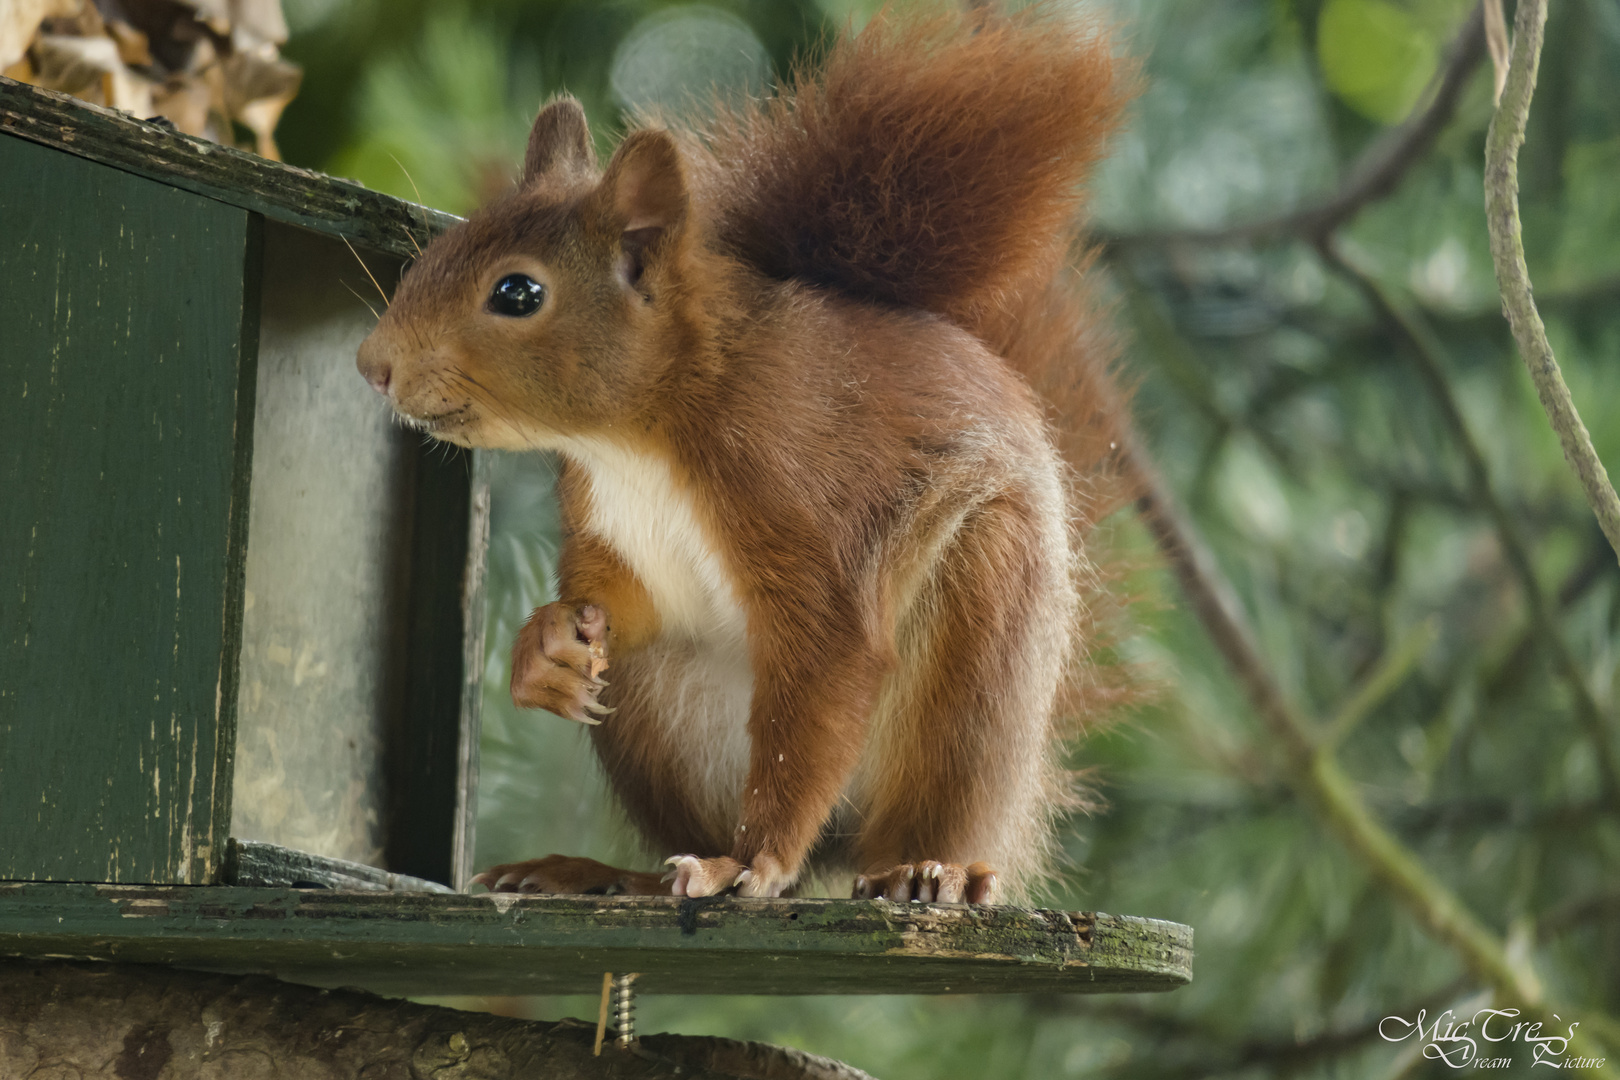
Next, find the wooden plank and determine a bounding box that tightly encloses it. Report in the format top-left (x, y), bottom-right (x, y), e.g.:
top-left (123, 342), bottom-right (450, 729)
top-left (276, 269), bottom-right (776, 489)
top-left (0, 76), bottom-right (454, 261)
top-left (0, 133), bottom-right (259, 884)
top-left (230, 221), bottom-right (410, 870)
top-left (454, 458), bottom-right (492, 890)
top-left (385, 446), bottom-right (491, 890)
top-left (231, 221), bottom-right (487, 885)
top-left (221, 840), bottom-right (455, 894)
top-left (0, 884), bottom-right (1193, 997)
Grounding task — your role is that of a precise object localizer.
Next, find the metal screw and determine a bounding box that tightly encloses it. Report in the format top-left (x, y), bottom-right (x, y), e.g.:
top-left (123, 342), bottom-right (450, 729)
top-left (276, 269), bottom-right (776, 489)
top-left (613, 972), bottom-right (638, 1047)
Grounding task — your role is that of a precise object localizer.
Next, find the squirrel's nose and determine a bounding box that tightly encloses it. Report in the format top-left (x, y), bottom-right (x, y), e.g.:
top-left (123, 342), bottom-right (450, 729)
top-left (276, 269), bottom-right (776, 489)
top-left (356, 337), bottom-right (393, 396)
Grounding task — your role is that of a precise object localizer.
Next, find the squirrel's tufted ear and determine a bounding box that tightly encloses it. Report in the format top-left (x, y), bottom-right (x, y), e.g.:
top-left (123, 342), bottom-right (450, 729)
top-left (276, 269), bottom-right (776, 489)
top-left (522, 97), bottom-right (596, 187)
top-left (598, 129), bottom-right (688, 284)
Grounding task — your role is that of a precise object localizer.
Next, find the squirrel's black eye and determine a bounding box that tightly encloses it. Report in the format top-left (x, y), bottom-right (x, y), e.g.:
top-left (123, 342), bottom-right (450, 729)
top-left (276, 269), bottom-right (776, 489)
top-left (487, 273), bottom-right (546, 317)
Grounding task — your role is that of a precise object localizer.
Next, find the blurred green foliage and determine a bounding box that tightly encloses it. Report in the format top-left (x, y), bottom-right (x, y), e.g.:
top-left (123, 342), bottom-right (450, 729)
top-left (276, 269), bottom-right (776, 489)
top-left (1316, 0), bottom-right (1470, 122)
top-left (282, 0), bottom-right (1620, 1075)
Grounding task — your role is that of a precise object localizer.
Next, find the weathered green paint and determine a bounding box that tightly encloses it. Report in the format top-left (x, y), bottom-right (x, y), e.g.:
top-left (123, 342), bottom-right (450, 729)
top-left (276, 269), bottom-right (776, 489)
top-left (0, 883), bottom-right (1192, 996)
top-left (0, 133), bottom-right (260, 884)
top-left (0, 76), bottom-right (455, 262)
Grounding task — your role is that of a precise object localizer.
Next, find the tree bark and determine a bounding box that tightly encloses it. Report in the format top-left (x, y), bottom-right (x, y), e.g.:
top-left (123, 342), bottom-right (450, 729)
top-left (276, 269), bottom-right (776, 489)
top-left (0, 959), bottom-right (875, 1080)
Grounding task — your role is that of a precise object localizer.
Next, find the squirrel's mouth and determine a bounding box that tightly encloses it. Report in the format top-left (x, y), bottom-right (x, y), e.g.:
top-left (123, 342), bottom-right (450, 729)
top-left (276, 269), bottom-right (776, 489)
top-left (397, 403), bottom-right (474, 440)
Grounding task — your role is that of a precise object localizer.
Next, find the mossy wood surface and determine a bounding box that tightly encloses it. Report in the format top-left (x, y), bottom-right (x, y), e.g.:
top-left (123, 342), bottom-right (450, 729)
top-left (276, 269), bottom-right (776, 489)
top-left (0, 132), bottom-right (259, 885)
top-left (0, 76), bottom-right (453, 262)
top-left (0, 884), bottom-right (1193, 996)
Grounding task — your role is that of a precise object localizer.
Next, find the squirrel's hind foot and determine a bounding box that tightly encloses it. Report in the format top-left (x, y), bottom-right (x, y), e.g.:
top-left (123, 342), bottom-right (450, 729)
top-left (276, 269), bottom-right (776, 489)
top-left (853, 861), bottom-right (998, 905)
top-left (664, 853), bottom-right (792, 898)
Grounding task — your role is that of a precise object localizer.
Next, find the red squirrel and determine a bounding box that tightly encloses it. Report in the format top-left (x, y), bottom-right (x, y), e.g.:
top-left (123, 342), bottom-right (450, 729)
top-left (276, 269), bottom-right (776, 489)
top-left (357, 7), bottom-right (1131, 905)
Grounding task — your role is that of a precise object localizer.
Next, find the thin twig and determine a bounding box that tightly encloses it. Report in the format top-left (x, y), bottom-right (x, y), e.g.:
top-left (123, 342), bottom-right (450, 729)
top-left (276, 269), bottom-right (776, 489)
top-left (1321, 242), bottom-right (1620, 814)
top-left (1127, 436), bottom-right (1313, 770)
top-left (1485, 531), bottom-right (1614, 702)
top-left (593, 971), bottom-right (610, 1056)
top-left (1103, 3), bottom-right (1486, 250)
top-left (1321, 618), bottom-right (1438, 751)
top-left (1538, 889), bottom-right (1620, 942)
top-left (1483, 0), bottom-right (1620, 566)
top-left (1483, 0), bottom-right (1510, 104)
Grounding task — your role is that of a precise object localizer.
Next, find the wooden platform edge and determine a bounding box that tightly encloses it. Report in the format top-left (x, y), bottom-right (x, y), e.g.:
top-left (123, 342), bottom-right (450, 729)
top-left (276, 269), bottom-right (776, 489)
top-left (0, 883), bottom-right (1192, 997)
top-left (0, 76), bottom-right (458, 260)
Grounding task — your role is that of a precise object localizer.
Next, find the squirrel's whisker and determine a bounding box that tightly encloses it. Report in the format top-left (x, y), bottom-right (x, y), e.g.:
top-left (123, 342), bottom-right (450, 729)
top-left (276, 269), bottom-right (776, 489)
top-left (448, 366), bottom-right (533, 449)
top-left (341, 280), bottom-right (381, 322)
top-left (342, 235), bottom-right (391, 309)
top-left (386, 152), bottom-right (430, 257)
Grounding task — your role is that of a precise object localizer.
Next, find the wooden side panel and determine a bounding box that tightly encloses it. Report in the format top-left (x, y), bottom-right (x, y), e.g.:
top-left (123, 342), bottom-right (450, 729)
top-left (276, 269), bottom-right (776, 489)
top-left (230, 222), bottom-right (408, 870)
top-left (454, 458), bottom-right (491, 890)
top-left (230, 222), bottom-right (486, 888)
top-left (0, 134), bottom-right (258, 884)
top-left (386, 446), bottom-right (490, 890)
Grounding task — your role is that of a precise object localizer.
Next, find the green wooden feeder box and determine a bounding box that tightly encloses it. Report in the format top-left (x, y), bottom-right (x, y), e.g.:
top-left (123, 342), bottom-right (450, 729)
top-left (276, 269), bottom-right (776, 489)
top-left (0, 77), bottom-right (1192, 997)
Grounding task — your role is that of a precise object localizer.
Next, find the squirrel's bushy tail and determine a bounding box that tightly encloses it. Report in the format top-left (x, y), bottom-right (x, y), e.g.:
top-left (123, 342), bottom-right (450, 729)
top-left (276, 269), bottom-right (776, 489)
top-left (697, 5), bottom-right (1142, 742)
top-left (698, 5), bottom-right (1131, 333)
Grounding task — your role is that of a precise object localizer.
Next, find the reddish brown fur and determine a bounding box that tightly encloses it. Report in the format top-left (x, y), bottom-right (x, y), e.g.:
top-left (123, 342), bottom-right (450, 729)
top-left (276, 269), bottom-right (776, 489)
top-left (695, 7), bottom-right (1132, 331)
top-left (358, 6), bottom-right (1135, 904)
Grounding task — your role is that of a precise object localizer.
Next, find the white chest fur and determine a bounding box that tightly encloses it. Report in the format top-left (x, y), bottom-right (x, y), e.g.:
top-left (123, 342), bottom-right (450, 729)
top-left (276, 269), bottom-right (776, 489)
top-left (562, 437), bottom-right (755, 818)
top-left (561, 435), bottom-right (749, 647)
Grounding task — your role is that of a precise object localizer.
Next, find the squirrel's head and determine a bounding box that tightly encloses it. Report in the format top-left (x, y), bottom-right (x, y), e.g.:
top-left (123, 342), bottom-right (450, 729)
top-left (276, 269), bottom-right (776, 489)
top-left (356, 97), bottom-right (697, 450)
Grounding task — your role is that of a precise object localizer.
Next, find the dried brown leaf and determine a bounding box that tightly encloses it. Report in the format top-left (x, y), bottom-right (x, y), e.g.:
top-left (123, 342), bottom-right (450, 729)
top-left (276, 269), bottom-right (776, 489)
top-left (228, 0), bottom-right (288, 46)
top-left (107, 20), bottom-right (153, 67)
top-left (0, 0), bottom-right (81, 70)
top-left (32, 33), bottom-right (153, 115)
top-left (224, 46), bottom-right (299, 158)
top-left (9, 0), bottom-right (301, 160)
top-left (150, 71), bottom-right (213, 135)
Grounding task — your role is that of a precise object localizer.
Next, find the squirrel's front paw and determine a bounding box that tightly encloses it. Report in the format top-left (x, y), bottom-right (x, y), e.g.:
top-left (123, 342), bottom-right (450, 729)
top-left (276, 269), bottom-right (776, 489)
top-left (510, 601), bottom-right (611, 724)
top-left (664, 854), bottom-right (792, 898)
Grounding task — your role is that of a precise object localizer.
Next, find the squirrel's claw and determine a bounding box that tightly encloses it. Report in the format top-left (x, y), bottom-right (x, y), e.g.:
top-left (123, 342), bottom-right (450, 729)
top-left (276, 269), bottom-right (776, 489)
top-left (664, 854), bottom-right (751, 898)
top-left (853, 861), bottom-right (997, 905)
top-left (511, 600), bottom-right (615, 725)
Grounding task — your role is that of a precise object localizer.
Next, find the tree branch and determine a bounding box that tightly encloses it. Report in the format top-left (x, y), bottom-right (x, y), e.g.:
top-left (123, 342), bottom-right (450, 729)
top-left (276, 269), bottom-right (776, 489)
top-left (1483, 0), bottom-right (1620, 565)
top-left (1103, 2), bottom-right (1486, 250)
top-left (1127, 439), bottom-right (1314, 771)
top-left (0, 959), bottom-right (874, 1080)
top-left (1121, 432), bottom-right (1619, 1062)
